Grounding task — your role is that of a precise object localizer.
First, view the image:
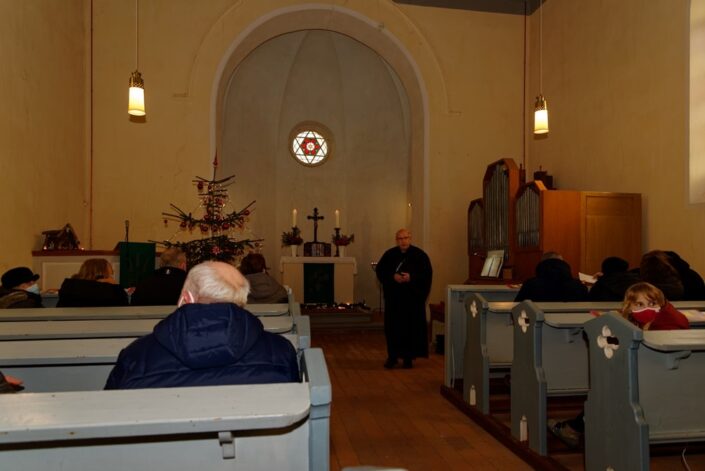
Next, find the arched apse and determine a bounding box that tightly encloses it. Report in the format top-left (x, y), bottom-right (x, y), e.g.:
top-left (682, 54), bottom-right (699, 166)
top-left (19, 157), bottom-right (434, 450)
top-left (220, 30), bottom-right (411, 308)
top-left (208, 5), bottom-right (432, 308)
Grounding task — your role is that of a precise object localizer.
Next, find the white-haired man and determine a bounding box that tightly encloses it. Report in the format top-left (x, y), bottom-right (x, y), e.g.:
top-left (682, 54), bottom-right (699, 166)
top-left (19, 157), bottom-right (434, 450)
top-left (105, 261), bottom-right (299, 389)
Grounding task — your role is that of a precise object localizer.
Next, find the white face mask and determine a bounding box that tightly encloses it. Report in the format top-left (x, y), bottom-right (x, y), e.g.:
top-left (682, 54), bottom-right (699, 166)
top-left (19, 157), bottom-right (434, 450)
top-left (26, 284), bottom-right (40, 295)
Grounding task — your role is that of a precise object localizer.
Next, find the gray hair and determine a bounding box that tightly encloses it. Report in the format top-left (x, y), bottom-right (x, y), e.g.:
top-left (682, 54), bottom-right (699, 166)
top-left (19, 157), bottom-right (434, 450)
top-left (182, 261), bottom-right (250, 307)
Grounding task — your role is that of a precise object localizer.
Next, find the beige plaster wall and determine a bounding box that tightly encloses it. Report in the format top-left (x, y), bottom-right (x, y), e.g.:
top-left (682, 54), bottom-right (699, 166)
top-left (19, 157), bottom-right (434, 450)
top-left (86, 0), bottom-right (524, 302)
top-left (525, 0), bottom-right (705, 274)
top-left (0, 0), bottom-right (88, 274)
top-left (221, 30), bottom-right (411, 307)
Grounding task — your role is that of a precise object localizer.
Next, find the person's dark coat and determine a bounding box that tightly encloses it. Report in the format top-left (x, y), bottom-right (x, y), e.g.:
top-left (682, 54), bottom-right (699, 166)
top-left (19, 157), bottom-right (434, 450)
top-left (588, 271), bottom-right (640, 301)
top-left (130, 267), bottom-right (187, 306)
top-left (0, 287), bottom-right (43, 309)
top-left (376, 245), bottom-right (432, 360)
top-left (245, 272), bottom-right (288, 304)
top-left (104, 303), bottom-right (299, 390)
top-left (515, 258), bottom-right (588, 302)
top-left (57, 278), bottom-right (128, 307)
top-left (665, 251), bottom-right (705, 301)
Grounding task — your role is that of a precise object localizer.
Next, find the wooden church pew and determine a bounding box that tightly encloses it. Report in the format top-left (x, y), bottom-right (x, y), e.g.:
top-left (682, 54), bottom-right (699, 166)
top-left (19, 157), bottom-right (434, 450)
top-left (444, 284), bottom-right (518, 387)
top-left (509, 301), bottom-right (705, 456)
top-left (0, 303), bottom-right (290, 322)
top-left (0, 347), bottom-right (331, 471)
top-left (462, 294), bottom-right (621, 415)
top-left (584, 313), bottom-right (705, 471)
top-left (0, 314), bottom-right (300, 339)
top-left (0, 315), bottom-right (311, 392)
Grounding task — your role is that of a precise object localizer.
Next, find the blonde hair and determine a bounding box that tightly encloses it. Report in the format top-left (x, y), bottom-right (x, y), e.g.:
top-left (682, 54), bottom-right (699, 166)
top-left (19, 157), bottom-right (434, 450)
top-left (73, 258), bottom-right (113, 281)
top-left (621, 282), bottom-right (666, 319)
top-left (182, 261), bottom-right (249, 307)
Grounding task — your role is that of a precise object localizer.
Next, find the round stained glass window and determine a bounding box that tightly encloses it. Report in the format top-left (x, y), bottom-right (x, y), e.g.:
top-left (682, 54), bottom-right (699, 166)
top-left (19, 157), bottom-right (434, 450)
top-left (290, 124), bottom-right (332, 166)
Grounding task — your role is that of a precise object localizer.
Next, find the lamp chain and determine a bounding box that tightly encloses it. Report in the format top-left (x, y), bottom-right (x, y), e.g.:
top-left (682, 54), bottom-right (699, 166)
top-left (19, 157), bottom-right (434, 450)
top-left (539, 0), bottom-right (543, 94)
top-left (135, 0), bottom-right (139, 70)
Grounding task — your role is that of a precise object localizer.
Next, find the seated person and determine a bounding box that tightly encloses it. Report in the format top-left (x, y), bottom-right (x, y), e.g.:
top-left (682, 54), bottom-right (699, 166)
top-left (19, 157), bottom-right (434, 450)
top-left (621, 281), bottom-right (689, 330)
top-left (639, 250), bottom-right (684, 301)
top-left (131, 247), bottom-right (187, 306)
top-left (587, 256), bottom-right (639, 301)
top-left (239, 253), bottom-right (288, 304)
top-left (515, 252), bottom-right (588, 302)
top-left (549, 282), bottom-right (689, 447)
top-left (664, 251), bottom-right (705, 301)
top-left (57, 258), bottom-right (128, 307)
top-left (0, 267), bottom-right (43, 308)
top-left (104, 261), bottom-right (299, 390)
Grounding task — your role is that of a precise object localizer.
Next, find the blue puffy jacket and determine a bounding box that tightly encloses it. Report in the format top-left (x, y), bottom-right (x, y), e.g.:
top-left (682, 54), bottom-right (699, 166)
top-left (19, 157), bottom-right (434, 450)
top-left (105, 303), bottom-right (299, 389)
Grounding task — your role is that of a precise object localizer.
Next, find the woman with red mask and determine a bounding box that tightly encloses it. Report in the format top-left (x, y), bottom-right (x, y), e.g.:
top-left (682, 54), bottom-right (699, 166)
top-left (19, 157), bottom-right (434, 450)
top-left (549, 281), bottom-right (689, 448)
top-left (622, 282), bottom-right (689, 330)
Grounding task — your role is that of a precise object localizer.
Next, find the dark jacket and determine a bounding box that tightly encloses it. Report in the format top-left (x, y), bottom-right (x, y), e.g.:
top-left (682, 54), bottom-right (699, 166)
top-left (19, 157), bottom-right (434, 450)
top-left (0, 287), bottom-right (43, 309)
top-left (515, 258), bottom-right (588, 302)
top-left (588, 271), bottom-right (640, 301)
top-left (665, 252), bottom-right (705, 301)
top-left (57, 278), bottom-right (128, 307)
top-left (104, 303), bottom-right (299, 390)
top-left (245, 272), bottom-right (288, 304)
top-left (130, 267), bottom-right (187, 306)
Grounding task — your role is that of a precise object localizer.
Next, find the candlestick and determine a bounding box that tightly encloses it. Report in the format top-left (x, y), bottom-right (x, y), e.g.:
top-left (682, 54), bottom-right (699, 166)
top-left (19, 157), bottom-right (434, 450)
top-left (292, 209), bottom-right (297, 227)
top-left (335, 209), bottom-right (340, 228)
top-left (334, 227), bottom-right (341, 257)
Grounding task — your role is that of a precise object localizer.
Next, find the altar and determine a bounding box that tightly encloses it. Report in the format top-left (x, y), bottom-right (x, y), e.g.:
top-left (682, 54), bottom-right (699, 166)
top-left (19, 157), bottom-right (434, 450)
top-left (280, 256), bottom-right (357, 304)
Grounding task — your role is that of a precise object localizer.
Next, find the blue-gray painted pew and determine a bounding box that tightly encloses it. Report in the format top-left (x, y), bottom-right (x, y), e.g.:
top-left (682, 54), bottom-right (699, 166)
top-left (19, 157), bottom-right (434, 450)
top-left (0, 303), bottom-right (291, 321)
top-left (0, 337), bottom-right (133, 391)
top-left (0, 347), bottom-right (330, 471)
top-left (0, 315), bottom-right (298, 340)
top-left (445, 284), bottom-right (518, 387)
top-left (509, 302), bottom-right (593, 455)
top-left (584, 313), bottom-right (705, 471)
top-left (0, 315), bottom-right (310, 391)
top-left (462, 297), bottom-right (621, 415)
top-left (462, 294), bottom-right (514, 413)
top-left (509, 302), bottom-right (705, 456)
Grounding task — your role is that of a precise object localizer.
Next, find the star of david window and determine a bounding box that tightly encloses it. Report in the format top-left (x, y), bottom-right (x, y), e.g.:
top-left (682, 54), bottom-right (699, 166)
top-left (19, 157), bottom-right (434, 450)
top-left (289, 123), bottom-right (332, 167)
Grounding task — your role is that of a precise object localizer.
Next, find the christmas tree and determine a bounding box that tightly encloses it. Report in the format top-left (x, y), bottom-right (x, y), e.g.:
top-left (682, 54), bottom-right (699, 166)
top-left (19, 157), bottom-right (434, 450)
top-left (158, 155), bottom-right (261, 267)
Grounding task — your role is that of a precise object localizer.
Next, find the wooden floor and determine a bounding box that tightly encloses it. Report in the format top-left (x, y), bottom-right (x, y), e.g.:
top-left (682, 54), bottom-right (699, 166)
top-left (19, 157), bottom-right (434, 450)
top-left (312, 330), bottom-right (532, 471)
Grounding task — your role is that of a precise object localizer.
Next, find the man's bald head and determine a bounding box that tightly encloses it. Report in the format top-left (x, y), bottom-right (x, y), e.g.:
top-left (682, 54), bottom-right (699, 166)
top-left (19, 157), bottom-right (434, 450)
top-left (179, 261), bottom-right (250, 307)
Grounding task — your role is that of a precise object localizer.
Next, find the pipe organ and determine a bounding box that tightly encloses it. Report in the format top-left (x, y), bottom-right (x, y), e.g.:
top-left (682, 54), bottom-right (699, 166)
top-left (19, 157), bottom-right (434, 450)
top-left (468, 160), bottom-right (641, 282)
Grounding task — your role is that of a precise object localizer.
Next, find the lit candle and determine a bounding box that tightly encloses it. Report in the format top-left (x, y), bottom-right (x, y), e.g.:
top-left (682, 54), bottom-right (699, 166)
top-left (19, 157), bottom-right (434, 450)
top-left (292, 209), bottom-right (297, 227)
top-left (335, 209), bottom-right (340, 228)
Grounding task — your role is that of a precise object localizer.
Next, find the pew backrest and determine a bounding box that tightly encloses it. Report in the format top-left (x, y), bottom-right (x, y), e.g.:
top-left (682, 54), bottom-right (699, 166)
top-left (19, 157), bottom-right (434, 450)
top-left (0, 348), bottom-right (331, 471)
top-left (445, 284), bottom-right (518, 387)
top-left (584, 313), bottom-right (705, 471)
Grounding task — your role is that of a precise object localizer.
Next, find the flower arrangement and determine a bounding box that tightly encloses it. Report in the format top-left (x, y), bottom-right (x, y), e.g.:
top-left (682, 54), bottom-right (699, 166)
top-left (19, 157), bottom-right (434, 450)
top-left (332, 233), bottom-right (354, 246)
top-left (281, 227), bottom-right (303, 246)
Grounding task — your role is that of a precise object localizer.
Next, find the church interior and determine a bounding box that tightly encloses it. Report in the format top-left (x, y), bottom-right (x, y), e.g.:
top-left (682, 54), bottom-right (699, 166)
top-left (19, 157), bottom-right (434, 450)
top-left (2, 0), bottom-right (705, 469)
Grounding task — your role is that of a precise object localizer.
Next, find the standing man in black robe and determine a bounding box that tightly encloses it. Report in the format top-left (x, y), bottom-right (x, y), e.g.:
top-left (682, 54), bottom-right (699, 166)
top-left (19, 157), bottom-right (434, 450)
top-left (376, 228), bottom-right (432, 369)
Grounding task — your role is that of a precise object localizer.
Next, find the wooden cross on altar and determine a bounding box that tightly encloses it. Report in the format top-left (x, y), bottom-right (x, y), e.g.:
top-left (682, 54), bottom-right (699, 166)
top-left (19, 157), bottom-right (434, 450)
top-left (307, 207), bottom-right (324, 242)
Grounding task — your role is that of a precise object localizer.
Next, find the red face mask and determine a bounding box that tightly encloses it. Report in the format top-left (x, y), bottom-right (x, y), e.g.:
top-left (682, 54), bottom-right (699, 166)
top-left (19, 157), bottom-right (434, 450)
top-left (630, 307), bottom-right (660, 326)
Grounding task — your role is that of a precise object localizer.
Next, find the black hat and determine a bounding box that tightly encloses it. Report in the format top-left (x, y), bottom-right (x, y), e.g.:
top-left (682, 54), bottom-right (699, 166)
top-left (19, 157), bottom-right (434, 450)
top-left (1, 267), bottom-right (40, 289)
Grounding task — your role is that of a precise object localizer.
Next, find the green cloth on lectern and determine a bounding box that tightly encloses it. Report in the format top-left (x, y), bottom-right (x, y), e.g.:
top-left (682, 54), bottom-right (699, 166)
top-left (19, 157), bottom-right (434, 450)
top-left (118, 242), bottom-right (156, 288)
top-left (303, 263), bottom-right (334, 304)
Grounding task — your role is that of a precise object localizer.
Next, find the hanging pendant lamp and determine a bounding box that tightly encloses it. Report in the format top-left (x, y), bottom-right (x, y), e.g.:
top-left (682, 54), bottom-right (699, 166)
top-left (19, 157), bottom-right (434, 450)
top-left (533, 1), bottom-right (548, 134)
top-left (128, 0), bottom-right (146, 116)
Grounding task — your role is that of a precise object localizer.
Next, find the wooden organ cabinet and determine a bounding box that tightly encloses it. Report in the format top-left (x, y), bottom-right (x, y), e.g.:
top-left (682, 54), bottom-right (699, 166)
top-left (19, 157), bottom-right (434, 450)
top-left (467, 158), bottom-right (521, 281)
top-left (513, 180), bottom-right (642, 281)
